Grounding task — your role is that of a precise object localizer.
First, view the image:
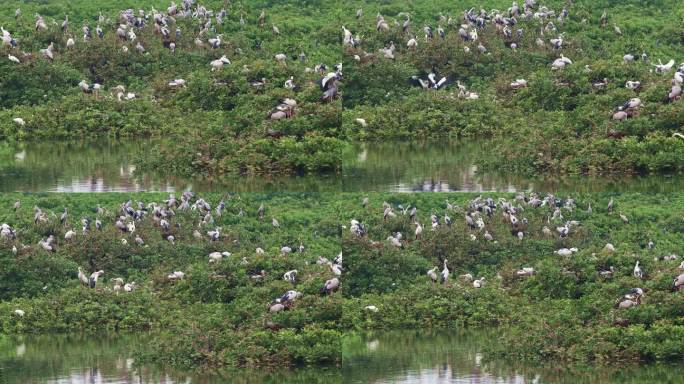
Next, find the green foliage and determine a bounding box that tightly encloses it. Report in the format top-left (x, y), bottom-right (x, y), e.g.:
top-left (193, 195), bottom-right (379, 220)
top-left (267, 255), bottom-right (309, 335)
top-left (340, 0), bottom-right (684, 174)
top-left (2, 0), bottom-right (683, 175)
top-left (340, 192), bottom-right (684, 363)
top-left (0, 0), bottom-right (343, 175)
top-left (0, 192), bottom-right (342, 368)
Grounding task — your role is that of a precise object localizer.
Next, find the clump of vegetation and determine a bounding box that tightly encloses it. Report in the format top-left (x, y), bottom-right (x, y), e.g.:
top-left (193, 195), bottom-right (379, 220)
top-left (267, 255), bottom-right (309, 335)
top-left (0, 193), bottom-right (342, 368)
top-left (3, 191), bottom-right (684, 367)
top-left (2, 0), bottom-right (683, 176)
top-left (341, 0), bottom-right (684, 175)
top-left (339, 192), bottom-right (684, 363)
top-left (0, 0), bottom-right (342, 175)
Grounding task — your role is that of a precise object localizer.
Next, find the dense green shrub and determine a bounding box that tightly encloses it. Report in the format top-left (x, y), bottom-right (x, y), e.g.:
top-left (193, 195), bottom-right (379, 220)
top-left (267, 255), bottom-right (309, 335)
top-left (340, 192), bottom-right (684, 363)
top-left (0, 192), bottom-right (342, 368)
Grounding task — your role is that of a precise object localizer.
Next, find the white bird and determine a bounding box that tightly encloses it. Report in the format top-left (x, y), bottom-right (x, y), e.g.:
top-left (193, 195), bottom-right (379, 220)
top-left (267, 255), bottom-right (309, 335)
top-left (653, 59), bottom-right (675, 73)
top-left (633, 261), bottom-right (643, 279)
top-left (207, 227), bottom-right (220, 241)
top-left (673, 273), bottom-right (684, 291)
top-left (365, 305), bottom-right (379, 312)
top-left (112, 278), bottom-right (124, 288)
top-left (440, 259), bottom-right (449, 284)
top-left (274, 53), bottom-right (287, 65)
top-left (414, 222), bottom-right (423, 238)
top-left (40, 42), bottom-right (54, 61)
top-left (604, 243), bottom-right (616, 252)
top-left (13, 309), bottom-right (25, 317)
top-left (555, 247), bottom-right (578, 256)
top-left (12, 117), bottom-right (25, 126)
top-left (473, 277), bottom-right (485, 288)
top-left (283, 270), bottom-right (298, 284)
top-left (208, 34), bottom-right (222, 49)
top-left (88, 270), bottom-right (104, 288)
top-left (510, 79), bottom-right (528, 89)
top-left (77, 267), bottom-right (89, 286)
top-left (38, 238), bottom-right (55, 252)
top-left (622, 98), bottom-right (642, 110)
top-left (8, 54), bottom-right (20, 63)
top-left (619, 212), bottom-right (629, 223)
top-left (460, 273), bottom-right (473, 282)
top-left (168, 79), bottom-right (187, 87)
top-left (320, 277), bottom-right (340, 295)
top-left (625, 81), bottom-right (641, 90)
top-left (78, 80), bottom-right (90, 94)
top-left (668, 84), bottom-right (682, 102)
top-left (168, 271), bottom-right (185, 280)
top-left (387, 235), bottom-right (402, 248)
top-left (210, 55), bottom-right (231, 71)
top-left (330, 262), bottom-right (342, 276)
top-left (551, 55), bottom-right (572, 70)
top-left (208, 251), bottom-right (231, 263)
top-left (427, 267), bottom-right (438, 283)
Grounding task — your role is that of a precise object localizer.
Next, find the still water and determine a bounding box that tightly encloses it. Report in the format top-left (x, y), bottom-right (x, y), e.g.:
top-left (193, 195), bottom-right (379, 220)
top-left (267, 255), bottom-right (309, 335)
top-left (0, 334), bottom-right (339, 384)
top-left (343, 141), bottom-right (684, 193)
top-left (2, 331), bottom-right (683, 383)
top-left (0, 140), bottom-right (341, 193)
top-left (343, 330), bottom-right (684, 384)
top-left (1, 140), bottom-right (682, 193)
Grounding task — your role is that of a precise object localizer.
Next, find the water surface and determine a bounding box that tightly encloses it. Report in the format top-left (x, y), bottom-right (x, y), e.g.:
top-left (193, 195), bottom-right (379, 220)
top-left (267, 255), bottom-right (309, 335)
top-left (343, 330), bottom-right (684, 383)
top-left (2, 140), bottom-right (682, 193)
top-left (0, 333), bottom-right (339, 383)
top-left (343, 141), bottom-right (684, 193)
top-left (0, 140), bottom-right (340, 193)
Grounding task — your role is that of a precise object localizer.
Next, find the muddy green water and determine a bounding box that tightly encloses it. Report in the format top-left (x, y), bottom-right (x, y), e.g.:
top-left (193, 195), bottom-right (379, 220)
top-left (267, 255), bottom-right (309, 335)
top-left (0, 140), bottom-right (340, 193)
top-left (343, 141), bottom-right (684, 193)
top-left (2, 317), bottom-right (683, 383)
top-left (2, 140), bottom-right (682, 193)
top-left (343, 330), bottom-right (684, 383)
top-left (0, 333), bottom-right (339, 383)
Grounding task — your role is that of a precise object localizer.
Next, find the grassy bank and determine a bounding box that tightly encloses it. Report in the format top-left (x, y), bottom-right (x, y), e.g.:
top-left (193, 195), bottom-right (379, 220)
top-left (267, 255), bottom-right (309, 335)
top-left (0, 0), bottom-right (343, 175)
top-left (2, 0), bottom-right (683, 177)
top-left (0, 193), bottom-right (342, 368)
top-left (340, 0), bottom-right (684, 174)
top-left (339, 192), bottom-right (684, 363)
top-left (3, 192), bottom-right (684, 366)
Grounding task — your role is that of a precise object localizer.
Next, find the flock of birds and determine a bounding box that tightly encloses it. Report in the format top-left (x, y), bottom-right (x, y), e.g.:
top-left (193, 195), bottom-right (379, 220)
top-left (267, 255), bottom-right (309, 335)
top-left (341, 1), bottom-right (684, 133)
top-left (2, 1), bottom-right (683, 318)
top-left (348, 193), bottom-right (683, 313)
top-left (5, 1), bottom-right (684, 140)
top-left (3, 0), bottom-right (342, 128)
top-left (2, 193), bottom-right (341, 318)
